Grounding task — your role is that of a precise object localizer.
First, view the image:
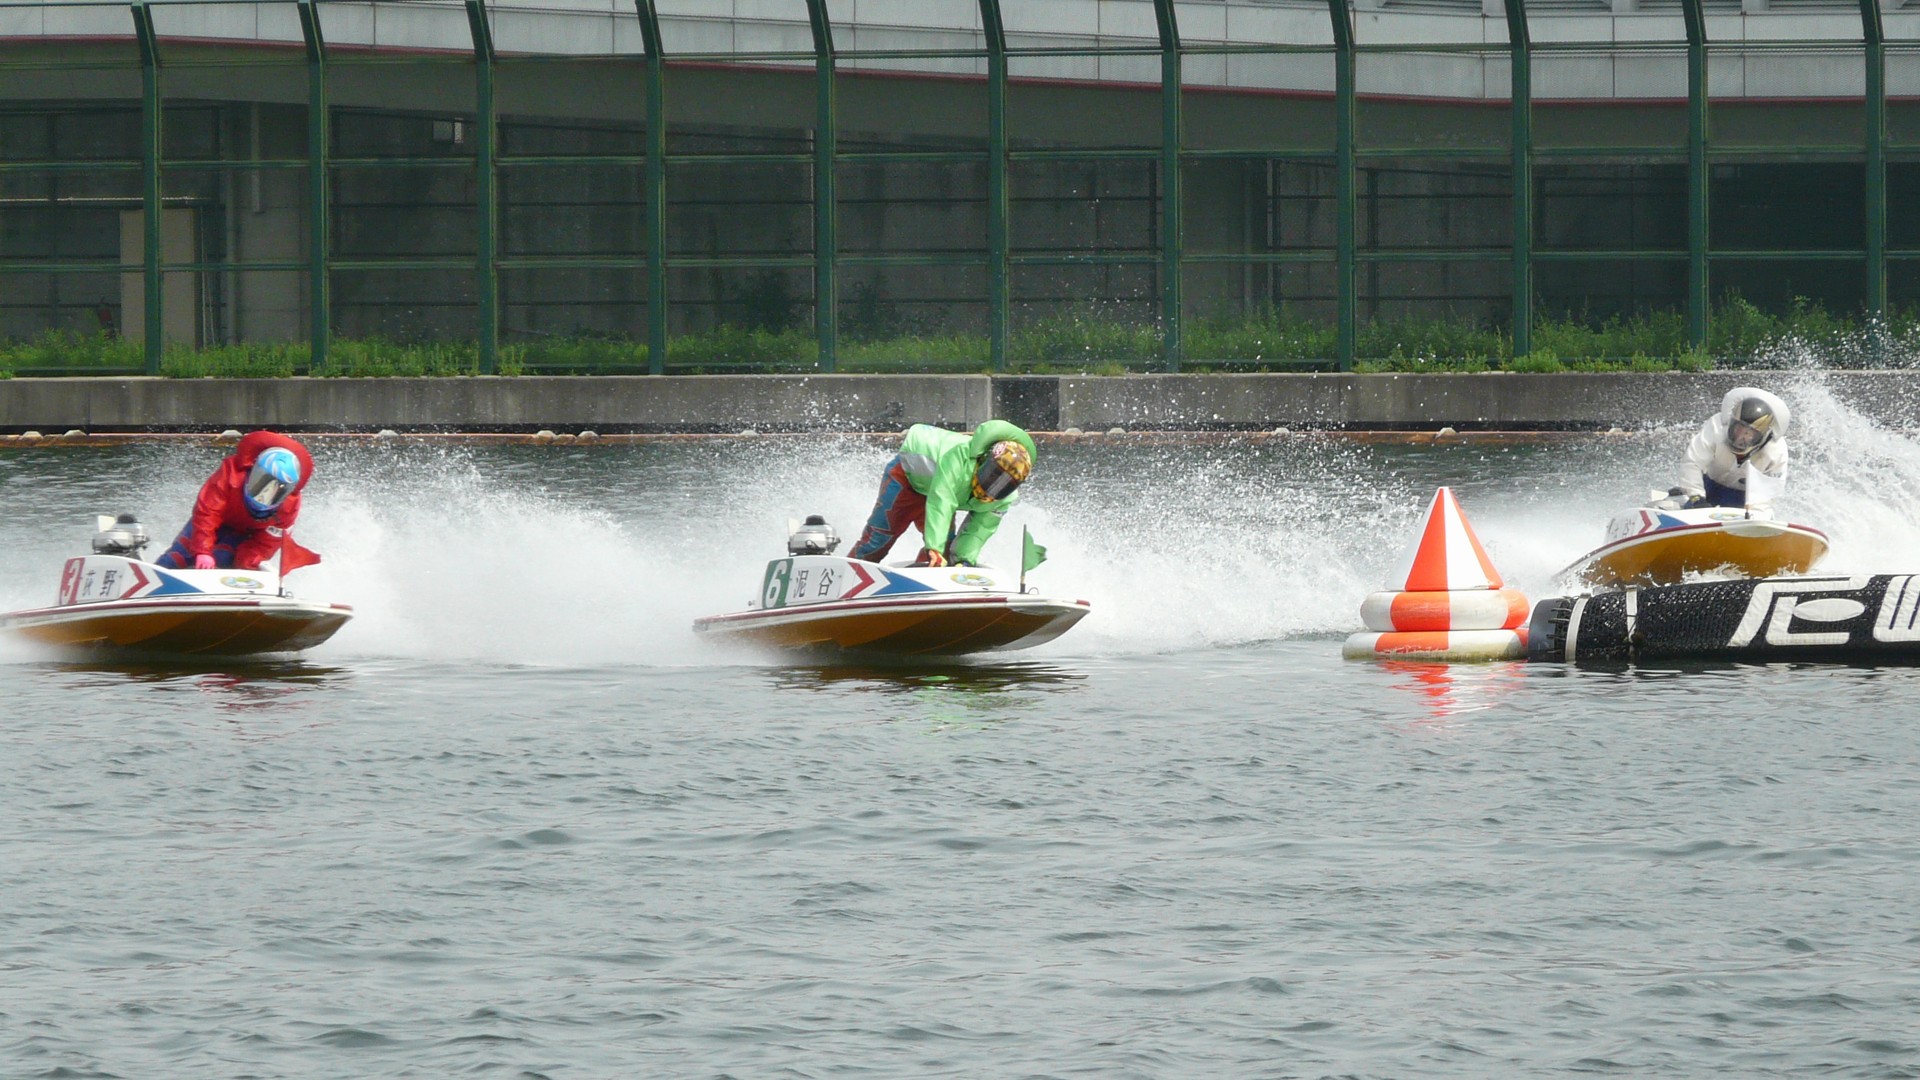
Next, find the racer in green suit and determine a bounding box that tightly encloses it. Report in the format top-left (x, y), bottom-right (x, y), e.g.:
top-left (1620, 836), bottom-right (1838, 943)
top-left (848, 420), bottom-right (1036, 567)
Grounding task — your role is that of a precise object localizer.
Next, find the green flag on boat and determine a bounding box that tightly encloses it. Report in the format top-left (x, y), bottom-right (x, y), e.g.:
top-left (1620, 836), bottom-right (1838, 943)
top-left (1023, 527), bottom-right (1047, 573)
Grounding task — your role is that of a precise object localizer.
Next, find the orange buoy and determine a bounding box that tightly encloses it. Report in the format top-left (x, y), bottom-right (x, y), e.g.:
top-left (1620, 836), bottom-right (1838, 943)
top-left (1343, 628), bottom-right (1529, 661)
top-left (1360, 588), bottom-right (1530, 633)
top-left (1345, 487), bottom-right (1529, 662)
top-left (1385, 487), bottom-right (1505, 593)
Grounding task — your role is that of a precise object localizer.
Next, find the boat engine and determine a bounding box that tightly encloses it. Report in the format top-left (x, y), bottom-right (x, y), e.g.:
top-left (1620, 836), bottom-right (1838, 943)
top-left (91, 513), bottom-right (150, 557)
top-left (787, 514), bottom-right (840, 556)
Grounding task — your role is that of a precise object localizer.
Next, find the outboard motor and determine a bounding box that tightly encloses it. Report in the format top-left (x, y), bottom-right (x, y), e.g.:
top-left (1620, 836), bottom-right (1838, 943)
top-left (91, 513), bottom-right (150, 557)
top-left (787, 514), bottom-right (840, 556)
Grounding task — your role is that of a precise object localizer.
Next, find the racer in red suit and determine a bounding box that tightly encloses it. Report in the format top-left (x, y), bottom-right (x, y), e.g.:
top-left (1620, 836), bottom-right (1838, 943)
top-left (154, 431), bottom-right (322, 573)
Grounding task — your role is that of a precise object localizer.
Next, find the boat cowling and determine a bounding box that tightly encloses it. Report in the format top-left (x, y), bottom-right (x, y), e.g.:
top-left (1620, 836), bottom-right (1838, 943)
top-left (787, 515), bottom-right (841, 556)
top-left (91, 514), bottom-right (150, 558)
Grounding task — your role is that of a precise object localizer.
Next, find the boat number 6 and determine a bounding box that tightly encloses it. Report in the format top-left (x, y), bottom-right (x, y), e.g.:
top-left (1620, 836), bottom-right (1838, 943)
top-left (762, 560), bottom-right (792, 609)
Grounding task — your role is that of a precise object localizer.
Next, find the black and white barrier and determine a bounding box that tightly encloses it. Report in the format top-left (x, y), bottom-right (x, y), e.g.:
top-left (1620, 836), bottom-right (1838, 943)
top-left (1526, 574), bottom-right (1920, 664)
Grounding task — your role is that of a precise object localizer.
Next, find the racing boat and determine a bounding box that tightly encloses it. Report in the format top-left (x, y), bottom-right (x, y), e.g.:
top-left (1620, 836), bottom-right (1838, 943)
top-left (694, 516), bottom-right (1090, 656)
top-left (0, 514), bottom-right (352, 657)
top-left (1563, 504), bottom-right (1830, 587)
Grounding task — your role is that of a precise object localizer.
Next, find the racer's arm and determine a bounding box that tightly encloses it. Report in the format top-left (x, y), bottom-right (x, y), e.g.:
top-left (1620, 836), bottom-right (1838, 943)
top-left (185, 472), bottom-right (235, 558)
top-left (919, 483), bottom-right (959, 559)
top-left (949, 506), bottom-right (1006, 566)
top-left (230, 494), bottom-right (300, 570)
top-left (1678, 419), bottom-right (1719, 497)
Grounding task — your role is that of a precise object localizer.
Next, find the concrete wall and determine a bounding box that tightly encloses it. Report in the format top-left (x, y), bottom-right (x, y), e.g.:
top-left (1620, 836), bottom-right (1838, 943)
top-left (1054, 372), bottom-right (1920, 430)
top-left (0, 375), bottom-right (997, 433)
top-left (7, 371), bottom-right (1920, 433)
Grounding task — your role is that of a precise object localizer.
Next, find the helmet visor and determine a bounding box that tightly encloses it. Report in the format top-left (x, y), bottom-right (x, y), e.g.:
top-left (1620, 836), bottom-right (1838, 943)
top-left (1728, 417), bottom-right (1765, 454)
top-left (973, 458), bottom-right (1022, 501)
top-left (245, 457), bottom-right (296, 511)
top-left (971, 440), bottom-right (1031, 502)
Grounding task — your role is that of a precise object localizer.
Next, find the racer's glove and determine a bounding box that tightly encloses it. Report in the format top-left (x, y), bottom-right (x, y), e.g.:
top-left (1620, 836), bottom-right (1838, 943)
top-left (915, 549), bottom-right (947, 567)
top-left (194, 554), bottom-right (217, 570)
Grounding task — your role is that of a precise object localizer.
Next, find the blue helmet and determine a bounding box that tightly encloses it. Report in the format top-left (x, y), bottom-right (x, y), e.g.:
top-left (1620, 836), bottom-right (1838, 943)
top-left (243, 447), bottom-right (301, 517)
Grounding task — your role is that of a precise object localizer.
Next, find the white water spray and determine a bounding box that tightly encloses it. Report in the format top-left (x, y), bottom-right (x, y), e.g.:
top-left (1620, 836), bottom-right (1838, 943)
top-left (8, 378), bottom-right (1920, 667)
top-left (284, 437), bottom-right (1414, 663)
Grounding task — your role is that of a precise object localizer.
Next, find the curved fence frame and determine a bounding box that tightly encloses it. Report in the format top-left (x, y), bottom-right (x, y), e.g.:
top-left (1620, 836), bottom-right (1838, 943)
top-left (0, 0), bottom-right (1904, 373)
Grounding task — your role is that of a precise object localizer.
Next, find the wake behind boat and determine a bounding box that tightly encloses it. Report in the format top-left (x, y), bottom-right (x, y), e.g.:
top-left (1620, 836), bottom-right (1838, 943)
top-left (0, 515), bottom-right (352, 658)
top-left (1563, 504), bottom-right (1830, 587)
top-left (694, 516), bottom-right (1089, 656)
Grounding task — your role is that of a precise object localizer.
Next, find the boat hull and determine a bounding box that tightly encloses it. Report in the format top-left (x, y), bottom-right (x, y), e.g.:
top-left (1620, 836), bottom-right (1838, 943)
top-left (1, 596), bottom-right (353, 656)
top-left (1566, 509), bottom-right (1829, 587)
top-left (2, 554), bottom-right (352, 658)
top-left (696, 593), bottom-right (1089, 655)
top-left (695, 554), bottom-right (1089, 656)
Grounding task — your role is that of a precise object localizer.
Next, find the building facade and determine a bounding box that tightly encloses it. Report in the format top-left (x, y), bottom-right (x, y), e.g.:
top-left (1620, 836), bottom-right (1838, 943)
top-left (0, 0), bottom-right (1914, 369)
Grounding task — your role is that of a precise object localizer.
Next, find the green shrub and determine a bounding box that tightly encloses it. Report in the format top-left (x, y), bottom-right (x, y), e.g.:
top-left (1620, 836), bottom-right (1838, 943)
top-left (1185, 307), bottom-right (1336, 364)
top-left (0, 293), bottom-right (1906, 377)
top-left (1507, 350), bottom-right (1565, 373)
top-left (324, 337), bottom-right (493, 377)
top-left (162, 342), bottom-right (303, 378)
top-left (666, 326), bottom-right (816, 371)
top-left (1010, 313), bottom-right (1158, 370)
top-left (839, 334), bottom-right (991, 373)
top-left (1358, 316), bottom-right (1507, 364)
top-left (513, 337), bottom-right (646, 372)
top-left (0, 330), bottom-right (143, 372)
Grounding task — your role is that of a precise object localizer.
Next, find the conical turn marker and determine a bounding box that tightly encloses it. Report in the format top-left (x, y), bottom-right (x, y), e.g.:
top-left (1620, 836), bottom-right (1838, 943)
top-left (1345, 486), bottom-right (1530, 661)
top-left (1386, 486), bottom-right (1504, 593)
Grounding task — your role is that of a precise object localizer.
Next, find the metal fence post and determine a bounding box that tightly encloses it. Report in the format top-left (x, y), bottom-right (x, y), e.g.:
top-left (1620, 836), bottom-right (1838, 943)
top-left (466, 0), bottom-right (498, 374)
top-left (1505, 0), bottom-right (1532, 359)
top-left (805, 0), bottom-right (837, 372)
top-left (298, 0), bottom-right (329, 373)
top-left (1862, 0), bottom-right (1886, 319)
top-left (132, 1), bottom-right (161, 375)
top-left (1328, 0), bottom-right (1356, 370)
top-left (1154, 0), bottom-right (1182, 371)
top-left (637, 0), bottom-right (668, 374)
top-left (979, 0), bottom-right (1009, 373)
top-left (1682, 0), bottom-right (1708, 350)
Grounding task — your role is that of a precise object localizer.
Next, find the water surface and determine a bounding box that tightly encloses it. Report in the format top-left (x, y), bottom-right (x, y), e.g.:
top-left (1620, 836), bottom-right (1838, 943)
top-left (4, 373), bottom-right (1920, 1077)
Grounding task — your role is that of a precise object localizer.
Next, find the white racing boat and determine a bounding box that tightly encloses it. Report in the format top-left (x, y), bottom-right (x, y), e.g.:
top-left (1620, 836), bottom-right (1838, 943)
top-left (0, 514), bottom-right (352, 657)
top-left (694, 516), bottom-right (1090, 656)
top-left (1563, 504), bottom-right (1829, 588)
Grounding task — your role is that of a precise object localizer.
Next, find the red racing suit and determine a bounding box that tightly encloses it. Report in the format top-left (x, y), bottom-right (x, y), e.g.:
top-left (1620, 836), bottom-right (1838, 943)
top-left (178, 430), bottom-right (322, 572)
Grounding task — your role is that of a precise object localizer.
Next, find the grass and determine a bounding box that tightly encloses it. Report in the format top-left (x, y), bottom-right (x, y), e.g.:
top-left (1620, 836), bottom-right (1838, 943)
top-left (4, 296), bottom-right (1918, 377)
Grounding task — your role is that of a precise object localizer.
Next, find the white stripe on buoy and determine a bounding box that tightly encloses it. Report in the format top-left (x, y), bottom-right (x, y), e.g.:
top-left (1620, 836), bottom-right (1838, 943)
top-left (1342, 628), bottom-right (1528, 661)
top-left (1360, 588), bottom-right (1530, 633)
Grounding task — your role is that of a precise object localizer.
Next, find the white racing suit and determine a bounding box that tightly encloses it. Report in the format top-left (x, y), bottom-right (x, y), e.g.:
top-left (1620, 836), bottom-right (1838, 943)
top-left (1675, 386), bottom-right (1790, 511)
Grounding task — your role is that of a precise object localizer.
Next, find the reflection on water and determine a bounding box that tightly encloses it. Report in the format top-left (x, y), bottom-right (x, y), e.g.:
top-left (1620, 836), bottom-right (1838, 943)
top-left (766, 660), bottom-right (1088, 730)
top-left (767, 660), bottom-right (1086, 696)
top-left (1381, 659), bottom-right (1528, 722)
top-left (37, 657), bottom-right (343, 684)
top-left (29, 658), bottom-right (347, 718)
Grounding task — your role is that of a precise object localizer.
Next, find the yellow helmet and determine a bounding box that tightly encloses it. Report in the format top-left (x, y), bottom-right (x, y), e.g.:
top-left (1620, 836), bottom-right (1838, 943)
top-left (972, 439), bottom-right (1032, 501)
